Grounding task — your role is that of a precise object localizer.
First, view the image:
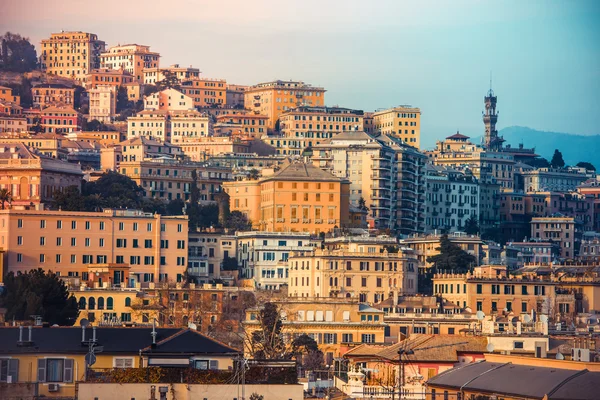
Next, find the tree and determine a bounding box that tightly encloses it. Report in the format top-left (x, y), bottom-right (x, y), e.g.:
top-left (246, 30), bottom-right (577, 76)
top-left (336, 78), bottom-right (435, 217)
top-left (249, 302), bottom-right (288, 360)
top-left (116, 86), bottom-right (130, 113)
top-left (426, 234), bottom-right (476, 273)
top-left (5, 78), bottom-right (33, 108)
top-left (576, 161), bottom-right (596, 171)
top-left (73, 85), bottom-right (85, 110)
top-left (464, 215), bottom-right (479, 235)
top-left (550, 149), bottom-right (565, 168)
top-left (222, 256), bottom-right (239, 271)
top-left (291, 334), bottom-right (324, 371)
top-left (223, 211), bottom-right (252, 232)
top-left (84, 171), bottom-right (145, 209)
top-left (1, 269), bottom-right (79, 325)
top-left (0, 188), bottom-right (11, 209)
top-left (358, 197), bottom-right (369, 211)
top-left (156, 71), bottom-right (180, 90)
top-left (0, 32), bottom-right (37, 72)
top-left (86, 119), bottom-right (117, 132)
top-left (143, 84), bottom-right (159, 96)
top-left (527, 157), bottom-right (550, 169)
top-left (52, 186), bottom-right (88, 211)
top-left (166, 199), bottom-right (185, 215)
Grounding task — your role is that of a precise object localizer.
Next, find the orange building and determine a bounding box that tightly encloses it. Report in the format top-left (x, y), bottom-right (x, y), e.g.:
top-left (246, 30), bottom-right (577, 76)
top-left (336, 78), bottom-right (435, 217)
top-left (84, 68), bottom-right (135, 90)
top-left (244, 80), bottom-right (326, 130)
top-left (32, 84), bottom-right (75, 109)
top-left (178, 137), bottom-right (250, 161)
top-left (180, 78), bottom-right (227, 107)
top-left (373, 106), bottom-right (421, 148)
top-left (0, 86), bottom-right (20, 105)
top-left (223, 162), bottom-right (350, 234)
top-left (214, 113), bottom-right (268, 139)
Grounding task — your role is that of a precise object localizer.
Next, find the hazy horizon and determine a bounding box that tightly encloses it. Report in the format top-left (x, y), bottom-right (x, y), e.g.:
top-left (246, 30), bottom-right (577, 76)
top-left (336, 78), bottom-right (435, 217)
top-left (3, 0), bottom-right (599, 149)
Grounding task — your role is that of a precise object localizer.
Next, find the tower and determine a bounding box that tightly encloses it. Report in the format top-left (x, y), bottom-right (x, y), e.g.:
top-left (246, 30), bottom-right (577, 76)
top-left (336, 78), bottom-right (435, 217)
top-left (482, 81), bottom-right (503, 151)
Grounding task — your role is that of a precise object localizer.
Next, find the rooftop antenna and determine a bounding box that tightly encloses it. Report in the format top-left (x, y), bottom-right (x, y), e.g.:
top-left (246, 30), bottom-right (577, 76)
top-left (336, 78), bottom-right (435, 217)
top-left (151, 319), bottom-right (157, 345)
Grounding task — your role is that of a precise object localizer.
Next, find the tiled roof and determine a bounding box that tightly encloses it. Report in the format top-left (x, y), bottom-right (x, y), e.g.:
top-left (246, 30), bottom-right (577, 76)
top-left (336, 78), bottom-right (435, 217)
top-left (263, 162), bottom-right (342, 182)
top-left (141, 328), bottom-right (239, 355)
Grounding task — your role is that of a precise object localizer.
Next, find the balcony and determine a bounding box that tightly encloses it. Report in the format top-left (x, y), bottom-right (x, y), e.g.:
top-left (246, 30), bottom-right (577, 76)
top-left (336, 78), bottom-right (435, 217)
top-left (276, 218), bottom-right (285, 223)
top-left (302, 218), bottom-right (311, 224)
top-left (291, 218), bottom-right (299, 223)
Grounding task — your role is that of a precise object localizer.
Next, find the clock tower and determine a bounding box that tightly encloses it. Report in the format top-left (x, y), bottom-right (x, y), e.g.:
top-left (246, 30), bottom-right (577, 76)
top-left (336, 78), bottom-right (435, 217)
top-left (483, 84), bottom-right (503, 151)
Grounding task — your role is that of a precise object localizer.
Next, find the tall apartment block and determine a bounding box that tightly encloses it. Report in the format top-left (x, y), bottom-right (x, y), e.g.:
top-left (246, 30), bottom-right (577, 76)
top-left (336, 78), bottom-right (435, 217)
top-left (40, 32), bottom-right (106, 81)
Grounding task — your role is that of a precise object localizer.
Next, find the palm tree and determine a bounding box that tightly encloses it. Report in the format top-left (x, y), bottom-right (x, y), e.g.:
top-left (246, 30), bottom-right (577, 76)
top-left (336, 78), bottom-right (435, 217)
top-left (0, 189), bottom-right (11, 209)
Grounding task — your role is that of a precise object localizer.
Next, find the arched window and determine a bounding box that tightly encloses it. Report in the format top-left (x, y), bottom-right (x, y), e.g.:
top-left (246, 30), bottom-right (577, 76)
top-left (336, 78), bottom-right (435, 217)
top-left (98, 297), bottom-right (105, 310)
top-left (107, 297), bottom-right (114, 310)
top-left (78, 297), bottom-right (86, 310)
top-left (88, 297), bottom-right (96, 310)
top-left (125, 297), bottom-right (131, 307)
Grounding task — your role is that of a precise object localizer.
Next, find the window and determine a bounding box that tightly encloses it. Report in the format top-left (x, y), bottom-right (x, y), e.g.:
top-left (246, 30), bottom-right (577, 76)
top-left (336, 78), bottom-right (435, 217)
top-left (85, 221), bottom-right (91, 230)
top-left (476, 284), bottom-right (482, 294)
top-left (57, 220), bottom-right (62, 229)
top-left (0, 359), bottom-right (18, 382)
top-left (40, 220), bottom-right (46, 229)
top-left (118, 222), bottom-right (124, 231)
top-left (361, 334), bottom-right (375, 343)
top-left (17, 236), bottom-right (22, 245)
top-left (342, 333), bottom-right (353, 343)
top-left (40, 237), bottom-right (45, 246)
top-left (125, 297), bottom-right (131, 307)
top-left (145, 239), bottom-right (153, 248)
top-left (39, 359), bottom-right (73, 383)
top-left (100, 221), bottom-right (105, 230)
top-left (522, 302), bottom-right (528, 312)
top-left (17, 219), bottom-right (23, 228)
top-left (514, 341), bottom-right (524, 349)
top-left (113, 358), bottom-right (134, 368)
top-left (71, 221), bottom-right (77, 230)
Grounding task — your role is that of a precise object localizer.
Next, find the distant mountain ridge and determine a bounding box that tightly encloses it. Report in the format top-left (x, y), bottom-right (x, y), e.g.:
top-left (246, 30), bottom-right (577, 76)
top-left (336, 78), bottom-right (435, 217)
top-left (479, 126), bottom-right (600, 166)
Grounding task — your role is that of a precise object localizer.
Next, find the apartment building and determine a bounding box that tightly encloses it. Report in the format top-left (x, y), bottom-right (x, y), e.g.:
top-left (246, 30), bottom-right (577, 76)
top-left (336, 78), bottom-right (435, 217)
top-left (180, 78), bottom-right (227, 107)
top-left (100, 44), bottom-right (160, 82)
top-left (400, 232), bottom-right (483, 270)
top-left (84, 68), bottom-right (135, 90)
top-left (504, 242), bottom-right (558, 266)
top-left (178, 137), bottom-right (250, 161)
top-left (88, 85), bottom-right (116, 123)
top-left (214, 113), bottom-right (268, 139)
top-left (577, 181), bottom-right (600, 231)
top-left (32, 84), bottom-right (75, 108)
top-left (143, 88), bottom-right (194, 111)
top-left (120, 158), bottom-right (232, 202)
top-left (312, 130), bottom-right (427, 234)
top-left (0, 209), bottom-right (188, 284)
top-left (40, 31), bottom-right (106, 80)
top-left (244, 80), bottom-right (326, 130)
top-left (499, 192), bottom-right (547, 243)
top-left (244, 298), bottom-right (386, 361)
top-left (235, 231), bottom-right (321, 289)
top-left (66, 130), bottom-right (127, 146)
top-left (143, 64), bottom-right (200, 84)
top-left (41, 105), bottom-right (82, 133)
top-left (523, 168), bottom-right (588, 193)
top-left (224, 162), bottom-right (350, 234)
top-left (373, 106), bottom-right (421, 148)
top-left (120, 136), bottom-right (183, 162)
top-left (0, 100), bottom-right (23, 116)
top-left (0, 116), bottom-right (27, 134)
top-left (433, 265), bottom-right (556, 315)
top-left (425, 165), bottom-right (479, 233)
top-left (0, 86), bottom-right (21, 104)
top-left (323, 235), bottom-right (399, 253)
top-left (187, 231), bottom-right (237, 284)
top-left (126, 110), bottom-right (169, 141)
top-left (288, 247), bottom-right (418, 302)
top-left (266, 106), bottom-right (364, 155)
top-left (226, 84), bottom-right (248, 107)
top-left (170, 110), bottom-right (211, 143)
top-left (531, 216), bottom-right (577, 258)
top-left (0, 142), bottom-right (82, 206)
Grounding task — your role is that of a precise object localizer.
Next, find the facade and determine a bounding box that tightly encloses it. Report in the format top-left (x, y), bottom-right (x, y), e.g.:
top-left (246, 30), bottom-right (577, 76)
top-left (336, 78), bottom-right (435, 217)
top-left (400, 232), bottom-right (483, 270)
top-left (312, 130), bottom-right (427, 234)
top-left (424, 165), bottom-right (479, 233)
top-left (288, 247), bottom-right (418, 302)
top-left (32, 84), bottom-right (75, 109)
top-left (65, 130), bottom-right (127, 146)
top-left (170, 110), bottom-right (211, 143)
top-left (180, 78), bottom-right (227, 107)
top-left (143, 88), bottom-right (194, 111)
top-left (100, 44), bottom-right (160, 82)
top-left (0, 86), bottom-right (21, 104)
top-left (244, 80), bottom-right (326, 130)
top-left (0, 209), bottom-right (188, 284)
top-left (214, 113), bottom-right (268, 139)
top-left (88, 85), bottom-right (116, 123)
top-left (126, 110), bottom-right (169, 141)
top-left (0, 116), bottom-right (28, 134)
top-left (178, 137), bottom-right (249, 161)
top-left (373, 106), bottom-right (421, 148)
top-left (226, 83), bottom-right (248, 107)
top-left (523, 168), bottom-right (588, 193)
top-left (41, 105), bottom-right (83, 133)
top-left (120, 136), bottom-right (183, 162)
top-left (84, 68), bottom-right (135, 90)
top-left (143, 64), bottom-right (201, 84)
top-left (531, 216), bottom-right (576, 258)
top-left (187, 232), bottom-right (237, 284)
top-left (235, 231), bottom-right (321, 288)
top-left (40, 31), bottom-right (106, 80)
top-left (224, 162), bottom-right (350, 234)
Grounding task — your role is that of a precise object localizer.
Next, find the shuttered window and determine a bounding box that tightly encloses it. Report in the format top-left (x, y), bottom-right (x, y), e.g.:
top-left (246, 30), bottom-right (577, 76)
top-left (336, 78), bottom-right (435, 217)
top-left (37, 359), bottom-right (73, 383)
top-left (0, 359), bottom-right (18, 382)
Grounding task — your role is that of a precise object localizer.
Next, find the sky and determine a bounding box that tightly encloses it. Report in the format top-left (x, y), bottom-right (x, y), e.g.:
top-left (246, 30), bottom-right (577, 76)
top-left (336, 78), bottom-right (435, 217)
top-left (3, 0), bottom-right (599, 149)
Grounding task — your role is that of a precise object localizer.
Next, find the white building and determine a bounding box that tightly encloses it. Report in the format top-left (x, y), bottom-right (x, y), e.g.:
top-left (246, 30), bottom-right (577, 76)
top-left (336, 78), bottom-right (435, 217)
top-left (88, 85), bottom-right (116, 123)
top-left (236, 231), bottom-right (321, 290)
top-left (187, 231), bottom-right (237, 285)
top-left (144, 88), bottom-right (194, 112)
top-left (100, 44), bottom-right (160, 82)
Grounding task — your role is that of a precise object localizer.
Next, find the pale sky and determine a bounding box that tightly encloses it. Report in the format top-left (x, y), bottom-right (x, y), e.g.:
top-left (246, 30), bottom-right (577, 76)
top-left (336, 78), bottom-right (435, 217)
top-left (3, 0), bottom-right (599, 148)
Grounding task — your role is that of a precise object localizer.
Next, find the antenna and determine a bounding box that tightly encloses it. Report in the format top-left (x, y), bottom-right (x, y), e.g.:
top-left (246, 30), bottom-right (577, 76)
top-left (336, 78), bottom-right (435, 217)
top-left (490, 71), bottom-right (492, 92)
top-left (151, 319), bottom-right (157, 345)
top-left (476, 311), bottom-right (485, 321)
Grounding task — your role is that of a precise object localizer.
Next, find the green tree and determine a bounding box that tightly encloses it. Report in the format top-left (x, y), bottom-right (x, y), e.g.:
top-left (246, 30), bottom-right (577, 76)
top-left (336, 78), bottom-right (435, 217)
top-left (73, 85), bottom-right (85, 110)
top-left (222, 256), bottom-right (239, 271)
top-left (1, 269), bottom-right (79, 325)
top-left (85, 119), bottom-right (117, 132)
top-left (550, 149), bottom-right (565, 168)
top-left (358, 197), bottom-right (369, 211)
top-left (0, 188), bottom-right (11, 209)
top-left (291, 334), bottom-right (324, 371)
top-left (116, 86), bottom-right (130, 113)
top-left (223, 210), bottom-right (252, 232)
top-left (464, 215), bottom-right (479, 235)
top-left (527, 157), bottom-right (550, 169)
top-left (426, 234), bottom-right (476, 273)
top-left (142, 197), bottom-right (167, 215)
top-left (156, 71), bottom-right (180, 90)
top-left (52, 186), bottom-right (88, 211)
top-left (576, 161), bottom-right (596, 171)
top-left (248, 169), bottom-right (260, 180)
top-left (0, 32), bottom-right (37, 72)
top-left (84, 171), bottom-right (145, 209)
top-left (166, 198), bottom-right (185, 215)
top-left (5, 78), bottom-right (33, 108)
top-left (249, 302), bottom-right (288, 359)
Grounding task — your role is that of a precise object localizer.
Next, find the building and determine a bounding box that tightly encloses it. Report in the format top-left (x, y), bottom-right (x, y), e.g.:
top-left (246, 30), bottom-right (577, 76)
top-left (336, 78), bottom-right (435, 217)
top-left (40, 31), bottom-right (106, 81)
top-left (288, 247), bottom-right (418, 302)
top-left (180, 78), bottom-right (227, 107)
top-left (120, 136), bottom-right (183, 162)
top-left (187, 231), bottom-right (237, 284)
top-left (100, 44), bottom-right (160, 82)
top-left (0, 142), bottom-right (82, 206)
top-left (178, 137), bottom-right (250, 161)
top-left (424, 165), bottom-right (479, 233)
top-left (0, 86), bottom-right (21, 104)
top-left (226, 83), bottom-right (248, 107)
top-left (244, 298), bottom-right (386, 363)
top-left (312, 130), bottom-right (427, 234)
top-left (224, 162), bottom-right (350, 234)
top-left (268, 106), bottom-right (364, 155)
top-left (235, 231), bottom-right (321, 288)
top-left (143, 64), bottom-right (200, 85)
top-left (88, 85), bottom-right (116, 123)
top-left (0, 116), bottom-right (28, 134)
top-left (432, 265), bottom-right (556, 314)
top-left (577, 181), bottom-right (600, 231)
top-left (214, 113), bottom-right (268, 139)
top-left (170, 110), bottom-right (211, 143)
top-left (523, 168), bottom-right (589, 193)
top-left (126, 109), bottom-right (169, 141)
top-left (84, 68), bottom-right (135, 90)
top-left (531, 216), bottom-right (577, 258)
top-left (504, 241), bottom-right (559, 266)
top-left (373, 106), bottom-right (421, 148)
top-left (143, 88), bottom-right (194, 111)
top-left (0, 209), bottom-right (188, 284)
top-left (0, 100), bottom-right (23, 117)
top-left (127, 108), bottom-right (211, 144)
top-left (65, 130), bottom-right (126, 146)
top-left (41, 105), bottom-right (83, 133)
top-left (244, 80), bottom-right (326, 130)
top-left (32, 84), bottom-right (75, 109)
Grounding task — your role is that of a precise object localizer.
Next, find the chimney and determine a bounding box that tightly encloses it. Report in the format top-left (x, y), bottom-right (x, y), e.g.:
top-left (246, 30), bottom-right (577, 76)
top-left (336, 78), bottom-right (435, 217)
top-left (82, 325), bottom-right (86, 342)
top-left (18, 326), bottom-right (23, 342)
top-left (28, 326), bottom-right (32, 342)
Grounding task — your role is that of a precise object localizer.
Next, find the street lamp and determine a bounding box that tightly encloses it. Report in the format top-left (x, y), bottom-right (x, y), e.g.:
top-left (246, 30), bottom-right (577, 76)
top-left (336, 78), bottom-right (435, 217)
top-left (393, 348), bottom-right (414, 400)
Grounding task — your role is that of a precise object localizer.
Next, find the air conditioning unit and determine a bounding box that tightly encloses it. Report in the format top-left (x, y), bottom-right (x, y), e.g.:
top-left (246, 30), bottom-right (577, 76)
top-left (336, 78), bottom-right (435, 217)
top-left (48, 383), bottom-right (60, 392)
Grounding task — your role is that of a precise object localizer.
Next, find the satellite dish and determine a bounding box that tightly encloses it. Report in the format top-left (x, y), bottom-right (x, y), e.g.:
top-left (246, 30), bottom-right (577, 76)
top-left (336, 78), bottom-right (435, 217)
top-left (523, 314), bottom-right (532, 323)
top-left (503, 308), bottom-right (508, 313)
top-left (556, 352), bottom-right (564, 360)
top-left (511, 317), bottom-right (519, 327)
top-left (486, 343), bottom-right (495, 353)
top-left (476, 311), bottom-right (485, 321)
top-left (540, 315), bottom-right (549, 323)
top-left (80, 318), bottom-right (90, 327)
top-left (188, 322), bottom-right (197, 330)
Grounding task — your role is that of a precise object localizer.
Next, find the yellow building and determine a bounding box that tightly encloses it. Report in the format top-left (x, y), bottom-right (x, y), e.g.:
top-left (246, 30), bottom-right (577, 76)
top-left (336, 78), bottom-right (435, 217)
top-left (40, 31), bottom-right (106, 81)
top-left (288, 247), bottom-right (419, 302)
top-left (373, 106), bottom-right (421, 148)
top-left (100, 44), bottom-right (160, 82)
top-left (0, 86), bottom-right (21, 105)
top-left (180, 77), bottom-right (227, 107)
top-left (178, 137), bottom-right (250, 161)
top-left (244, 298), bottom-right (386, 361)
top-left (224, 162), bottom-right (350, 234)
top-left (214, 113), bottom-right (268, 139)
top-left (244, 80), bottom-right (326, 130)
top-left (32, 84), bottom-right (75, 109)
